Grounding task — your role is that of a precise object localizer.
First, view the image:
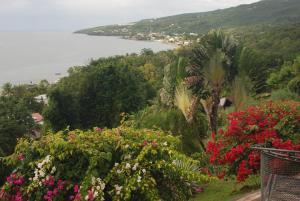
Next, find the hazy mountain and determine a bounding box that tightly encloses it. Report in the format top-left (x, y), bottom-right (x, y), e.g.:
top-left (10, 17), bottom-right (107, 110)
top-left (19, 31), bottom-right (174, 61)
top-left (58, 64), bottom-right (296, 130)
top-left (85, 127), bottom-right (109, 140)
top-left (77, 0), bottom-right (300, 35)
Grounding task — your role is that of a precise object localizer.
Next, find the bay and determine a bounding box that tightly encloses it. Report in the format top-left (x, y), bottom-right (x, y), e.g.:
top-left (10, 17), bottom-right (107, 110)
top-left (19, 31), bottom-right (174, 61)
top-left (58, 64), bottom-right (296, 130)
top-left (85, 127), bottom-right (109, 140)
top-left (0, 32), bottom-right (173, 86)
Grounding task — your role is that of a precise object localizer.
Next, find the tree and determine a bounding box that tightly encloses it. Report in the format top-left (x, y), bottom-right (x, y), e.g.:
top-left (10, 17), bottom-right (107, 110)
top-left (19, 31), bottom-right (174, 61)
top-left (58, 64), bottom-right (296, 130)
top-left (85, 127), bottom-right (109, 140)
top-left (0, 96), bottom-right (34, 155)
top-left (185, 30), bottom-right (238, 134)
top-left (44, 64), bottom-right (155, 131)
top-left (268, 55), bottom-right (300, 95)
top-left (160, 57), bottom-right (188, 107)
top-left (238, 47), bottom-right (269, 94)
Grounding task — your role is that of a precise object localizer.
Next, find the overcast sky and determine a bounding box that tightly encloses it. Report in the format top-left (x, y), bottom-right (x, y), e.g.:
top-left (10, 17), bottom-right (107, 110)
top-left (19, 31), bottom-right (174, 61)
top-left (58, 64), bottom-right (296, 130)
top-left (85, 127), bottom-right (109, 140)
top-left (0, 0), bottom-right (260, 31)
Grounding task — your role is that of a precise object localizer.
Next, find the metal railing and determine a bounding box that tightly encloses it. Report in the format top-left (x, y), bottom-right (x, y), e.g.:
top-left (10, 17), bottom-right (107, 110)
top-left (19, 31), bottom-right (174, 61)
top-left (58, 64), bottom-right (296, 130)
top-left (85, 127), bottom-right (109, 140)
top-left (253, 146), bottom-right (300, 201)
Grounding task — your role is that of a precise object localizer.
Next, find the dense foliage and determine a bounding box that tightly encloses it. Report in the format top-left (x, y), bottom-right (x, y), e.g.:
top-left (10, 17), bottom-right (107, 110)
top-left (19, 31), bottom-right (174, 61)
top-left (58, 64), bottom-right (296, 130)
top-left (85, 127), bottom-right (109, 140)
top-left (268, 56), bottom-right (300, 95)
top-left (1, 81), bottom-right (50, 113)
top-left (0, 127), bottom-right (211, 201)
top-left (130, 106), bottom-right (208, 154)
top-left (206, 101), bottom-right (300, 182)
top-left (44, 62), bottom-right (156, 131)
top-left (0, 96), bottom-right (34, 156)
top-left (0, 96), bottom-right (35, 185)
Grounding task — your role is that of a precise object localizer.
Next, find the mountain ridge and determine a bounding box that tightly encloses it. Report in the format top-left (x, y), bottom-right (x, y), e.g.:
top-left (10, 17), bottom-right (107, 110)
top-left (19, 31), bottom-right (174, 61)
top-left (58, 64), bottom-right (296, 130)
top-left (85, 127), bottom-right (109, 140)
top-left (76, 0), bottom-right (300, 36)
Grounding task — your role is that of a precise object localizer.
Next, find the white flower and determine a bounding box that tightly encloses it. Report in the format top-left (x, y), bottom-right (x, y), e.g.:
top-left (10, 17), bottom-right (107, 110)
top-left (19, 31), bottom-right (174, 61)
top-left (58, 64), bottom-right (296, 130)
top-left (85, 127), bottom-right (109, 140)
top-left (114, 163), bottom-right (119, 167)
top-left (137, 176), bottom-right (142, 183)
top-left (132, 163), bottom-right (139, 171)
top-left (115, 185), bottom-right (122, 190)
top-left (125, 163), bottom-right (131, 169)
top-left (163, 142), bottom-right (168, 146)
top-left (100, 183), bottom-right (105, 190)
top-left (92, 177), bottom-right (96, 185)
top-left (51, 166), bottom-right (56, 174)
top-left (44, 155), bottom-right (51, 163)
top-left (96, 186), bottom-right (101, 191)
top-left (125, 144), bottom-right (129, 149)
top-left (142, 169), bottom-right (146, 174)
top-left (39, 170), bottom-right (45, 177)
top-left (37, 163), bottom-right (43, 169)
top-left (124, 154), bottom-right (131, 160)
top-left (85, 195), bottom-right (89, 200)
top-left (115, 185), bottom-right (123, 195)
top-left (94, 191), bottom-right (99, 197)
top-left (117, 169), bottom-right (123, 174)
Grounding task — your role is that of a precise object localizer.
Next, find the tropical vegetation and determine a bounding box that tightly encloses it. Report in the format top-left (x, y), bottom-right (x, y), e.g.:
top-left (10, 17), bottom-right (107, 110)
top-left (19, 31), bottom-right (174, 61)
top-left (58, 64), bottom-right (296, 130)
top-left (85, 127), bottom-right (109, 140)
top-left (1, 0), bottom-right (300, 200)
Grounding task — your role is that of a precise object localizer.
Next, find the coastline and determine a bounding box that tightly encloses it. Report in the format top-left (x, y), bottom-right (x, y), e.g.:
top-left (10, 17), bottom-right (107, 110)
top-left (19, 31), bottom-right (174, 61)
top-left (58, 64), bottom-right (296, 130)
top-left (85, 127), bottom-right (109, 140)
top-left (74, 31), bottom-right (190, 48)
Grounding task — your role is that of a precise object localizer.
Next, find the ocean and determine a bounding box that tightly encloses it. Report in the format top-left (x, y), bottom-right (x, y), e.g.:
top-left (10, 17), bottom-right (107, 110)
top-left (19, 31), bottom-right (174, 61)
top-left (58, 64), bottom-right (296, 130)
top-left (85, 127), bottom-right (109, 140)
top-left (0, 32), bottom-right (173, 86)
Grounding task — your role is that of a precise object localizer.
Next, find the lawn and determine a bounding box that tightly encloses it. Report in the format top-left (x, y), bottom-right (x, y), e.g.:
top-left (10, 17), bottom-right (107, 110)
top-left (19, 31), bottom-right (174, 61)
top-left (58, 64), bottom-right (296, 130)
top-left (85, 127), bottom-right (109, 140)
top-left (190, 176), bottom-right (260, 201)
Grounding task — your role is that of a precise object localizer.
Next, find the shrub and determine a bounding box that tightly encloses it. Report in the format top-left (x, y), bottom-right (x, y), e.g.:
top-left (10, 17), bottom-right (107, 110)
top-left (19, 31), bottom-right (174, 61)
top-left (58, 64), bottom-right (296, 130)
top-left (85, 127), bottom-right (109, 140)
top-left (288, 75), bottom-right (300, 95)
top-left (206, 101), bottom-right (300, 182)
top-left (0, 127), bottom-right (211, 201)
top-left (270, 88), bottom-right (300, 102)
top-left (130, 106), bottom-right (208, 154)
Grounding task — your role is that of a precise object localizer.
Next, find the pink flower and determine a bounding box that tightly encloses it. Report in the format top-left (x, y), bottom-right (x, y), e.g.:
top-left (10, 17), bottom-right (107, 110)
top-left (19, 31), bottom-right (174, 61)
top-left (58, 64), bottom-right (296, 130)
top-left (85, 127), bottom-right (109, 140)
top-left (14, 191), bottom-right (23, 201)
top-left (88, 189), bottom-right (94, 200)
top-left (17, 154), bottom-right (25, 161)
top-left (57, 180), bottom-right (64, 190)
top-left (74, 184), bottom-right (79, 193)
top-left (74, 193), bottom-right (81, 200)
top-left (95, 127), bottom-right (102, 132)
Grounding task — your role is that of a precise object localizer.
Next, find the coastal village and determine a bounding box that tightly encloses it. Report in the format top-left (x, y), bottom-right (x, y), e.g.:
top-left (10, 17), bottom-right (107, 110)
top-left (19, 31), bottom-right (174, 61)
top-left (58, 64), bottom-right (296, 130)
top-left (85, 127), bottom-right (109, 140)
top-left (86, 26), bottom-right (199, 46)
top-left (123, 32), bottom-right (198, 46)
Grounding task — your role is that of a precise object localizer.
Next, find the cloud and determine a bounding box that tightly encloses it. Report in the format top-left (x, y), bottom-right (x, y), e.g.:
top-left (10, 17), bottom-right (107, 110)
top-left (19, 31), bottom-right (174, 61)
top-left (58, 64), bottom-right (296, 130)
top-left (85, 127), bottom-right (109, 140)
top-left (0, 0), bottom-right (260, 31)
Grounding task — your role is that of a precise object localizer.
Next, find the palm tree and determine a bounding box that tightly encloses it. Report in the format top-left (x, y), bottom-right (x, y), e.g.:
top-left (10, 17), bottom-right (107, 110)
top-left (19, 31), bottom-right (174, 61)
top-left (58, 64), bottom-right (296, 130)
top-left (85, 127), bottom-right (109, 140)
top-left (185, 30), bottom-right (237, 134)
top-left (160, 57), bottom-right (188, 107)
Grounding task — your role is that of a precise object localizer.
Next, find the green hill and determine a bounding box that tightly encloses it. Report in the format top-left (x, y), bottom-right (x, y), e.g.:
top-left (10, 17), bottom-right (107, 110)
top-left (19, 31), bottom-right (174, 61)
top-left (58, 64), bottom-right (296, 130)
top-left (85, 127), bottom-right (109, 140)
top-left (76, 0), bottom-right (300, 36)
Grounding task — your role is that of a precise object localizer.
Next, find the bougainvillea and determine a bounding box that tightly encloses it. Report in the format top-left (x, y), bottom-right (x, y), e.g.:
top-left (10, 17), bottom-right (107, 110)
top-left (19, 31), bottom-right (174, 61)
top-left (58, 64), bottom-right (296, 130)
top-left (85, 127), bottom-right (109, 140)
top-left (206, 100), bottom-right (300, 182)
top-left (0, 127), bottom-right (211, 201)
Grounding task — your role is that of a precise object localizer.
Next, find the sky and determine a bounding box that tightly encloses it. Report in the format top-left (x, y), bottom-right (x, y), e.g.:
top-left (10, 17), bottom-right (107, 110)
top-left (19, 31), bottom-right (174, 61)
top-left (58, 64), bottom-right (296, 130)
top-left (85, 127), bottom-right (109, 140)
top-left (0, 0), bottom-right (260, 31)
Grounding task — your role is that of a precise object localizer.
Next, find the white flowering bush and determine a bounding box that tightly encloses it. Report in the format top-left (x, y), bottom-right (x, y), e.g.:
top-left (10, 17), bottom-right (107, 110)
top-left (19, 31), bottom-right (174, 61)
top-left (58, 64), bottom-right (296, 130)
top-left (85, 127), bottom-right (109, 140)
top-left (1, 127), bottom-right (211, 201)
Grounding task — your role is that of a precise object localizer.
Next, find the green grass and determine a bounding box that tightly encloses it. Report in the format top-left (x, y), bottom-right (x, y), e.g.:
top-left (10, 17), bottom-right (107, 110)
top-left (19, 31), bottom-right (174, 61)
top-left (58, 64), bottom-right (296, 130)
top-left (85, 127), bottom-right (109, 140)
top-left (190, 176), bottom-right (260, 201)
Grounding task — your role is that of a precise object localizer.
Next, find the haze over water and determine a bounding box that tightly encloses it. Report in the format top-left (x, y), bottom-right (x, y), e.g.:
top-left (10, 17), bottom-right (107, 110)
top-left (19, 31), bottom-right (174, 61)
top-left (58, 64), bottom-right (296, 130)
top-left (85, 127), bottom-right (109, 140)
top-left (0, 32), bottom-right (173, 86)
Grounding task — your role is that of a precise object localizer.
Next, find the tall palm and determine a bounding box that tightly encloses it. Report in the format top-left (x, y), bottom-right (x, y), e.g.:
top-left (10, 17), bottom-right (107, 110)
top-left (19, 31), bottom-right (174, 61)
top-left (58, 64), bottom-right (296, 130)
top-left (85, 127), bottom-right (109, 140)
top-left (185, 30), bottom-right (237, 134)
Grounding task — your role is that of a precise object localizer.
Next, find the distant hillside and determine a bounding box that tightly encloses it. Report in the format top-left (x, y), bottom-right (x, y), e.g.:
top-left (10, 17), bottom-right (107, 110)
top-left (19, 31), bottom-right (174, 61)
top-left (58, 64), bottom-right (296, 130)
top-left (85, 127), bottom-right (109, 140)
top-left (76, 0), bottom-right (300, 36)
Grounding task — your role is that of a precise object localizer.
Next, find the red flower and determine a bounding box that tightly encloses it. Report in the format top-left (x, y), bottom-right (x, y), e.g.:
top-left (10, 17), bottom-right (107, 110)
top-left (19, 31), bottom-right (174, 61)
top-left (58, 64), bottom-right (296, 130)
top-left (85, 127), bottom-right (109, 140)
top-left (206, 100), bottom-right (300, 182)
top-left (17, 154), bottom-right (25, 161)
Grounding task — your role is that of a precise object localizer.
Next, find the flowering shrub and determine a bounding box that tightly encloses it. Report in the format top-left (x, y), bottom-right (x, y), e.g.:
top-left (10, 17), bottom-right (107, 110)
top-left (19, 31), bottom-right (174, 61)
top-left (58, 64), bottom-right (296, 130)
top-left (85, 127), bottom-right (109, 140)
top-left (206, 101), bottom-right (300, 182)
top-left (1, 127), bottom-right (211, 201)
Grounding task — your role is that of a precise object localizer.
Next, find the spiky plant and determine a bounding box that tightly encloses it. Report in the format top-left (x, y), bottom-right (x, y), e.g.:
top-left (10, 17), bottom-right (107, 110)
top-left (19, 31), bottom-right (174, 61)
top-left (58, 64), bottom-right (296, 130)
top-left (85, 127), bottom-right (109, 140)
top-left (175, 82), bottom-right (197, 122)
top-left (230, 78), bottom-right (248, 111)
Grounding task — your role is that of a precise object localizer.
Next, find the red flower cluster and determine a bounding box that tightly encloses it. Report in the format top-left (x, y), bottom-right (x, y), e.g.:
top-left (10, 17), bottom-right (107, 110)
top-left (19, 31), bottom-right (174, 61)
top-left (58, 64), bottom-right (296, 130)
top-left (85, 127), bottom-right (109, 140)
top-left (43, 179), bottom-right (66, 201)
top-left (1, 173), bottom-right (82, 201)
top-left (0, 174), bottom-right (25, 201)
top-left (7, 174), bottom-right (25, 186)
top-left (206, 101), bottom-right (300, 182)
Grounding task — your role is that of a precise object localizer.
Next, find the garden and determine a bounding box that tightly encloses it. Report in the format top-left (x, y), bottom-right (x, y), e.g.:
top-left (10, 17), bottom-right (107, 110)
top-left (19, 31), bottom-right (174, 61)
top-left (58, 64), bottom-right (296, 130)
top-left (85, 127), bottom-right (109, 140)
top-left (1, 100), bottom-right (299, 201)
top-left (1, 30), bottom-right (300, 201)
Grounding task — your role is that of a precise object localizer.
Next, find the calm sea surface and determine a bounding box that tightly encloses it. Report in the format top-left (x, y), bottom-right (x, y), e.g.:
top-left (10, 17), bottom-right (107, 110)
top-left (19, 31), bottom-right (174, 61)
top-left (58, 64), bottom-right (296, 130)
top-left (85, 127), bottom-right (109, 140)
top-left (0, 32), bottom-right (173, 86)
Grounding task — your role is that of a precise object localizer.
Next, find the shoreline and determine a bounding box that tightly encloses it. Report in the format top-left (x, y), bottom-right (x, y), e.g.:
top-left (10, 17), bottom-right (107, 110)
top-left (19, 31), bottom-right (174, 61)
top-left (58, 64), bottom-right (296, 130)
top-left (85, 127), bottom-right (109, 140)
top-left (74, 32), bottom-right (185, 48)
